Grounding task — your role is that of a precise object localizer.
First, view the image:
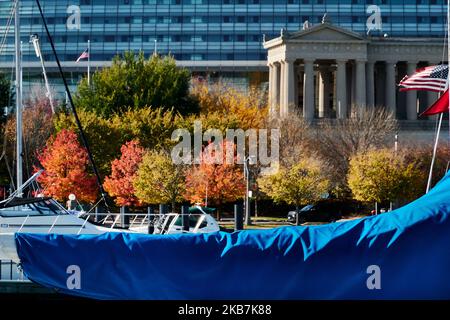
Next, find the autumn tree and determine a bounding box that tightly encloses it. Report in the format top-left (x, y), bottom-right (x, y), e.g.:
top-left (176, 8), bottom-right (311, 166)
top-left (103, 140), bottom-right (145, 207)
top-left (75, 51), bottom-right (198, 117)
top-left (258, 159), bottom-right (330, 212)
top-left (184, 140), bottom-right (246, 212)
top-left (54, 107), bottom-right (185, 176)
top-left (54, 109), bottom-right (123, 177)
top-left (267, 109), bottom-right (312, 167)
top-left (402, 142), bottom-right (450, 191)
top-left (314, 107), bottom-right (397, 196)
top-left (110, 107), bottom-right (184, 151)
top-left (0, 73), bottom-right (12, 123)
top-left (36, 129), bottom-right (98, 203)
top-left (134, 150), bottom-right (186, 210)
top-left (191, 81), bottom-right (268, 130)
top-left (5, 87), bottom-right (55, 183)
top-left (347, 148), bottom-right (424, 209)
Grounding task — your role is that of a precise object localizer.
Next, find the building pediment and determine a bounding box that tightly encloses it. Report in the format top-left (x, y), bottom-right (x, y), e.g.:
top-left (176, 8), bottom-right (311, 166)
top-left (287, 23), bottom-right (365, 42)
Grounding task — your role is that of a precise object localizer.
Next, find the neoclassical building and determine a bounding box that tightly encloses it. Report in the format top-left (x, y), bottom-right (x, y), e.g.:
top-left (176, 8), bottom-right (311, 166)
top-left (264, 20), bottom-right (446, 121)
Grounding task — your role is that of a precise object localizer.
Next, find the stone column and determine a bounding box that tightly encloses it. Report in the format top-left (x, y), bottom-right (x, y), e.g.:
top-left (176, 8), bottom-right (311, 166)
top-left (303, 59), bottom-right (315, 120)
top-left (318, 65), bottom-right (331, 118)
top-left (285, 59), bottom-right (296, 115)
top-left (355, 60), bottom-right (367, 113)
top-left (336, 59), bottom-right (347, 119)
top-left (385, 60), bottom-right (397, 116)
top-left (273, 62), bottom-right (281, 114)
top-left (268, 63), bottom-right (274, 116)
top-left (270, 63), bottom-right (280, 113)
top-left (406, 61), bottom-right (418, 120)
top-left (279, 61), bottom-right (286, 117)
top-left (294, 65), bottom-right (300, 108)
top-left (366, 61), bottom-right (375, 108)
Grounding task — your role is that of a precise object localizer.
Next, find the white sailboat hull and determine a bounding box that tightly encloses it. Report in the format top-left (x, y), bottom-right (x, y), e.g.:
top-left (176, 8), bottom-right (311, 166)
top-left (0, 214), bottom-right (128, 262)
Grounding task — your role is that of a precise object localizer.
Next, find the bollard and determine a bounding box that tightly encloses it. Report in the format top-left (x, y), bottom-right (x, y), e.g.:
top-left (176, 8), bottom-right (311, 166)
top-left (234, 203), bottom-right (243, 231)
top-left (159, 204), bottom-right (168, 215)
top-left (147, 206), bottom-right (154, 234)
top-left (120, 206), bottom-right (129, 229)
top-left (181, 205), bottom-right (190, 232)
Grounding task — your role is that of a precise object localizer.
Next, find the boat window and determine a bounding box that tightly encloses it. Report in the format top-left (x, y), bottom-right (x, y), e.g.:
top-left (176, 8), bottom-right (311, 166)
top-left (197, 218), bottom-right (208, 229)
top-left (174, 215), bottom-right (202, 228)
top-left (0, 200), bottom-right (68, 217)
top-left (300, 205), bottom-right (314, 212)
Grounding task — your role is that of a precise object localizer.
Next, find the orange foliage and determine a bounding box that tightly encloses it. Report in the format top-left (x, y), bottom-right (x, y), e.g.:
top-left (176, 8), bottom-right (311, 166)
top-left (36, 129), bottom-right (98, 203)
top-left (185, 140), bottom-right (245, 206)
top-left (103, 140), bottom-right (145, 207)
top-left (191, 81), bottom-right (268, 130)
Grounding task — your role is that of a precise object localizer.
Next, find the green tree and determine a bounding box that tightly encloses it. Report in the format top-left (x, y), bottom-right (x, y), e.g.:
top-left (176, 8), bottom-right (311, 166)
top-left (258, 159), bottom-right (330, 212)
top-left (110, 107), bottom-right (183, 150)
top-left (75, 51), bottom-right (198, 117)
top-left (134, 150), bottom-right (186, 210)
top-left (347, 148), bottom-right (424, 207)
top-left (0, 73), bottom-right (12, 123)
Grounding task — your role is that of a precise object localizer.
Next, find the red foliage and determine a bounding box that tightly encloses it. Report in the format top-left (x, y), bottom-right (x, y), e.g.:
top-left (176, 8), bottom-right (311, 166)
top-left (36, 129), bottom-right (98, 203)
top-left (103, 140), bottom-right (145, 207)
top-left (185, 140), bottom-right (245, 206)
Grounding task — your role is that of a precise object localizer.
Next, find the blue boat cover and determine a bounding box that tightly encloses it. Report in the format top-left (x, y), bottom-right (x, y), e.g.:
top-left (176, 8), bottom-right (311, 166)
top-left (14, 172), bottom-right (450, 300)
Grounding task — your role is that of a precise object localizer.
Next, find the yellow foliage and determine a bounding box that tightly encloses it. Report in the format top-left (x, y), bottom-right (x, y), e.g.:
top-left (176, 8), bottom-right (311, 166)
top-left (258, 158), bottom-right (330, 207)
top-left (191, 81), bottom-right (268, 130)
top-left (347, 148), bottom-right (425, 204)
top-left (133, 150), bottom-right (186, 209)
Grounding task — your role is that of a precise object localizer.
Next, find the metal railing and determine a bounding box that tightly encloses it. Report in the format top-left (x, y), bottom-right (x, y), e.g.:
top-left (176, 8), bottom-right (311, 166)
top-left (0, 260), bottom-right (27, 282)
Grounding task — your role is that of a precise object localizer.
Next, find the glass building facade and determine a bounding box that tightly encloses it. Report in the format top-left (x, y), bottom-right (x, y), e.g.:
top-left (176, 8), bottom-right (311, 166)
top-left (0, 0), bottom-right (447, 93)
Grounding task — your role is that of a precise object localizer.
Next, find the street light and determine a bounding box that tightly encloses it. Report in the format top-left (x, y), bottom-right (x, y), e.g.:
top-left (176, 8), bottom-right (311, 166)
top-left (29, 34), bottom-right (55, 113)
top-left (244, 155), bottom-right (256, 226)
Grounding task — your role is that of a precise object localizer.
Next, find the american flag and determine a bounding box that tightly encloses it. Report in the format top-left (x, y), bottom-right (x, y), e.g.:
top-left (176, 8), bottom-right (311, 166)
top-left (76, 48), bottom-right (89, 62)
top-left (399, 64), bottom-right (448, 92)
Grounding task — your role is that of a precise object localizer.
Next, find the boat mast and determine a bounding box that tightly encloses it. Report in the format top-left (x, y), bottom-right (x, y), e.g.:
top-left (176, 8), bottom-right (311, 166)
top-left (14, 0), bottom-right (23, 197)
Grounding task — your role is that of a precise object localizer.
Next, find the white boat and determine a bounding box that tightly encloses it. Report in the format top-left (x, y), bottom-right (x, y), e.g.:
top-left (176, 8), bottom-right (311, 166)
top-left (0, 2), bottom-right (221, 266)
top-left (0, 196), bottom-right (129, 262)
top-left (130, 209), bottom-right (220, 235)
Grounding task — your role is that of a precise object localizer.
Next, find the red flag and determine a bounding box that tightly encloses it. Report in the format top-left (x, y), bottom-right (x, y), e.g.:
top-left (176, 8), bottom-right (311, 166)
top-left (420, 89), bottom-right (449, 117)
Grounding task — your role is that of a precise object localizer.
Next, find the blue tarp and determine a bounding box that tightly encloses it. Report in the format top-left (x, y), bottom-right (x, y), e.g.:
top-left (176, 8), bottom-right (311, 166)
top-left (14, 172), bottom-right (450, 300)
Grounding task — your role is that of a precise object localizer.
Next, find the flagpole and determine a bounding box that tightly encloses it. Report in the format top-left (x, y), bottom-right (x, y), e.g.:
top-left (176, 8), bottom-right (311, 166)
top-left (444, 0), bottom-right (450, 173)
top-left (427, 113), bottom-right (444, 193)
top-left (426, 0), bottom-right (450, 193)
top-left (87, 39), bottom-right (91, 86)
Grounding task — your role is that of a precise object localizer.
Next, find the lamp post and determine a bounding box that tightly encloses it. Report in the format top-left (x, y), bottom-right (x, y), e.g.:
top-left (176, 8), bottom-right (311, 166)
top-left (244, 156), bottom-right (256, 226)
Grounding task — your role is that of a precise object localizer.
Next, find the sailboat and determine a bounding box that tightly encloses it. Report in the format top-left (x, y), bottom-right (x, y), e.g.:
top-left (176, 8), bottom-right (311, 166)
top-left (0, 1), bottom-right (135, 263)
top-left (1, 0), bottom-right (220, 261)
top-left (2, 0), bottom-right (450, 300)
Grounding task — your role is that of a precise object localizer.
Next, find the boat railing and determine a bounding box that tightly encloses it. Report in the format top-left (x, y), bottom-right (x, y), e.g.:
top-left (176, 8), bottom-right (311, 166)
top-left (0, 260), bottom-right (27, 282)
top-left (78, 212), bottom-right (210, 235)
